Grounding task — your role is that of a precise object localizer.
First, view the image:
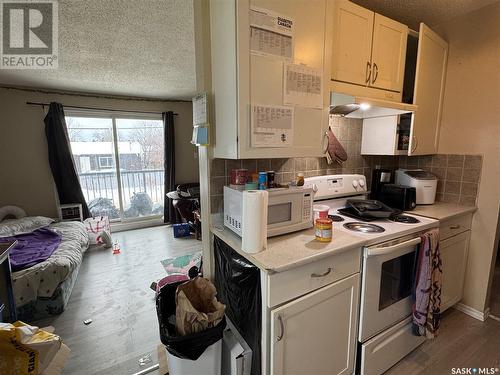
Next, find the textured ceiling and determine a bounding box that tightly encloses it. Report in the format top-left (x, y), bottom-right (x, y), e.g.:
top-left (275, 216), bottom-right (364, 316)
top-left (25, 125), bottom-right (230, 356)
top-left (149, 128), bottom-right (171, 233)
top-left (0, 0), bottom-right (196, 99)
top-left (352, 0), bottom-right (500, 30)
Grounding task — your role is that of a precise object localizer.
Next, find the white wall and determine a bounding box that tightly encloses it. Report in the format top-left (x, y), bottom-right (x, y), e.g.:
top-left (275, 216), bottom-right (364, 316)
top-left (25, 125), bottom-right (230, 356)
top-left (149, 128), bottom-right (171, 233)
top-left (0, 87), bottom-right (198, 218)
top-left (434, 2), bottom-right (500, 313)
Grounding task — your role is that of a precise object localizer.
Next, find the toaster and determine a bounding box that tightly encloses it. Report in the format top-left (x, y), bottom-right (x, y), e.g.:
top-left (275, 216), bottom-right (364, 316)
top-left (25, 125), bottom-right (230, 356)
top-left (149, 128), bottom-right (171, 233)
top-left (395, 169), bottom-right (438, 204)
top-left (378, 184), bottom-right (417, 211)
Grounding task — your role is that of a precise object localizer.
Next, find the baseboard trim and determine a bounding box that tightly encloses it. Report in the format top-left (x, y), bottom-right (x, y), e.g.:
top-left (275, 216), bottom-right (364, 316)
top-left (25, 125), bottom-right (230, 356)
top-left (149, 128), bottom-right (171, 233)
top-left (489, 314), bottom-right (500, 322)
top-left (453, 303), bottom-right (490, 321)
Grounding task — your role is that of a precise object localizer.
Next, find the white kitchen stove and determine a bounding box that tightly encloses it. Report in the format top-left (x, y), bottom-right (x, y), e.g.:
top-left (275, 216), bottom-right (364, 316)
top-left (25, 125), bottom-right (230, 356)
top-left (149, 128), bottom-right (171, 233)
top-left (304, 174), bottom-right (438, 246)
top-left (305, 174), bottom-right (439, 375)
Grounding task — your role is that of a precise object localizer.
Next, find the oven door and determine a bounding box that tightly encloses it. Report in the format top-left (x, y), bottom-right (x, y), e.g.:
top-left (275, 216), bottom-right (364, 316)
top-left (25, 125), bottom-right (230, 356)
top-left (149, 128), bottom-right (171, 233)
top-left (359, 236), bottom-right (421, 342)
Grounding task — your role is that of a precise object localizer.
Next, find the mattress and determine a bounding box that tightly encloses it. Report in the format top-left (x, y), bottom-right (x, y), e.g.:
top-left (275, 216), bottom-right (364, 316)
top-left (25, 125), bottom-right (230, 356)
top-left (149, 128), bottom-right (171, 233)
top-left (0, 216), bottom-right (89, 308)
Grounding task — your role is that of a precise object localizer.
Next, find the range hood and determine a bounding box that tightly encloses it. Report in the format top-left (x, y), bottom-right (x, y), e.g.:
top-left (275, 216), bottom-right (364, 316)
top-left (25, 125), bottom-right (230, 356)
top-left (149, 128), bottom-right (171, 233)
top-left (330, 92), bottom-right (417, 119)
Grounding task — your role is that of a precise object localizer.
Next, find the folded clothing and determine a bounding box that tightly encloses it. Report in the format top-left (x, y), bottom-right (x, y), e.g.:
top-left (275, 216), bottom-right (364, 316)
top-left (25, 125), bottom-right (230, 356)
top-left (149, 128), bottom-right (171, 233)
top-left (0, 227), bottom-right (62, 271)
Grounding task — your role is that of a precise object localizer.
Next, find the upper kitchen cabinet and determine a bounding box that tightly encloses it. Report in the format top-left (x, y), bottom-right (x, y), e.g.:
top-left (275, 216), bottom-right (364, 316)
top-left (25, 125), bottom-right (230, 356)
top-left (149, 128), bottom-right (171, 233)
top-left (370, 14), bottom-right (408, 92)
top-left (361, 23), bottom-right (448, 156)
top-left (329, 1), bottom-right (408, 102)
top-left (210, 0), bottom-right (329, 159)
top-left (408, 24), bottom-right (448, 155)
top-left (330, 1), bottom-right (373, 86)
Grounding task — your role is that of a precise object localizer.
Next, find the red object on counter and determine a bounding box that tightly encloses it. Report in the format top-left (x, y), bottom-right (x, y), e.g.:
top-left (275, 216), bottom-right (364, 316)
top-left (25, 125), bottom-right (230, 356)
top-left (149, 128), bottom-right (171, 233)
top-left (230, 169), bottom-right (248, 185)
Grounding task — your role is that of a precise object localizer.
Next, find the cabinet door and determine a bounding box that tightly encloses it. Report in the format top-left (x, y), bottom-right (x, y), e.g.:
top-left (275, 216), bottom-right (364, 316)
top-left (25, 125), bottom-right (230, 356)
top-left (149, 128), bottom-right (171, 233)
top-left (370, 13), bottom-right (408, 92)
top-left (441, 231), bottom-right (470, 312)
top-left (409, 23), bottom-right (448, 155)
top-left (331, 1), bottom-right (374, 86)
top-left (271, 274), bottom-right (360, 375)
top-left (238, 0), bottom-right (328, 158)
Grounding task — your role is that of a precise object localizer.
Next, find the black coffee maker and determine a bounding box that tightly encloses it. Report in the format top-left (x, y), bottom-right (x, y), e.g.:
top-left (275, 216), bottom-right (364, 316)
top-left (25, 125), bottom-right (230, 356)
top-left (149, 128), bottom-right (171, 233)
top-left (370, 168), bottom-right (393, 200)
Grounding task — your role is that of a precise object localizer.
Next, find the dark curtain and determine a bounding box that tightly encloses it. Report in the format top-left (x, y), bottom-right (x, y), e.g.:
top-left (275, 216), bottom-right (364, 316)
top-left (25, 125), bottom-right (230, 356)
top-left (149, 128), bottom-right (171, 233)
top-left (163, 111), bottom-right (178, 223)
top-left (44, 102), bottom-right (91, 219)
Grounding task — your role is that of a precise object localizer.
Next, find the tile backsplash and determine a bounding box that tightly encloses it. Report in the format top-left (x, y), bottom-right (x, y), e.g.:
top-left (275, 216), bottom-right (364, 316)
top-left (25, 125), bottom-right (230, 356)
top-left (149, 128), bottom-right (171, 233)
top-left (209, 117), bottom-right (482, 213)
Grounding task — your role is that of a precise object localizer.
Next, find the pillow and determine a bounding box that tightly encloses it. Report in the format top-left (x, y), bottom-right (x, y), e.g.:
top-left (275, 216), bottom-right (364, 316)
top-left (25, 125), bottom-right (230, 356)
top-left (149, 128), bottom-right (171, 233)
top-left (0, 216), bottom-right (55, 238)
top-left (0, 205), bottom-right (27, 222)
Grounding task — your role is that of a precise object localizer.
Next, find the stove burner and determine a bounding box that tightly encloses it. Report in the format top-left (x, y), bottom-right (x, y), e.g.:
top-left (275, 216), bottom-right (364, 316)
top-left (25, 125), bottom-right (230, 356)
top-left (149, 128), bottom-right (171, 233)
top-left (388, 214), bottom-right (420, 224)
top-left (343, 222), bottom-right (385, 233)
top-left (328, 214), bottom-right (345, 222)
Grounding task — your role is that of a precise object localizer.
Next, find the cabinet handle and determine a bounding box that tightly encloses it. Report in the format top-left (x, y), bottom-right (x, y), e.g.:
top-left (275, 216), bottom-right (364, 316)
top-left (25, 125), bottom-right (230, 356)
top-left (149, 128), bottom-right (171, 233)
top-left (311, 267), bottom-right (332, 278)
top-left (450, 225), bottom-right (460, 230)
top-left (365, 61), bottom-right (371, 84)
top-left (277, 315), bottom-right (284, 341)
top-left (411, 136), bottom-right (419, 154)
top-left (372, 63), bottom-right (379, 84)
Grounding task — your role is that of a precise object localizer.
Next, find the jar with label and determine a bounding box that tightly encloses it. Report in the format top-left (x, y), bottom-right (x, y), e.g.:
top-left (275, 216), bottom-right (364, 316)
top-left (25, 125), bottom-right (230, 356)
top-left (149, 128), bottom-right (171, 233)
top-left (296, 173), bottom-right (305, 186)
top-left (315, 218), bottom-right (332, 242)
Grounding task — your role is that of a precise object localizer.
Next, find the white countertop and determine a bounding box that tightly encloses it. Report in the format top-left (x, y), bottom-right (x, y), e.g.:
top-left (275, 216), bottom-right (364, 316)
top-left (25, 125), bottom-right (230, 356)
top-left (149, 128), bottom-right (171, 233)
top-left (211, 223), bottom-right (366, 273)
top-left (408, 202), bottom-right (476, 221)
top-left (210, 202), bottom-right (475, 273)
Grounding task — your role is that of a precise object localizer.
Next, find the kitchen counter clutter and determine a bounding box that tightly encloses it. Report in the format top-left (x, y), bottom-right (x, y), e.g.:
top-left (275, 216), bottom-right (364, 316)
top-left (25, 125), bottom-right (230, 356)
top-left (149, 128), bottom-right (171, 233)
top-left (408, 202), bottom-right (477, 221)
top-left (211, 222), bottom-right (366, 273)
top-left (211, 173), bottom-right (480, 375)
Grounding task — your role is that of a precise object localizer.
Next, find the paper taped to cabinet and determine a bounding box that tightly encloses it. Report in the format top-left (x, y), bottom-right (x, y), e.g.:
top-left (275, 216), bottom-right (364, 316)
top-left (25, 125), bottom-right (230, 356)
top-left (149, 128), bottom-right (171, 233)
top-left (284, 63), bottom-right (323, 109)
top-left (192, 92), bottom-right (208, 126)
top-left (249, 7), bottom-right (294, 61)
top-left (251, 104), bottom-right (293, 147)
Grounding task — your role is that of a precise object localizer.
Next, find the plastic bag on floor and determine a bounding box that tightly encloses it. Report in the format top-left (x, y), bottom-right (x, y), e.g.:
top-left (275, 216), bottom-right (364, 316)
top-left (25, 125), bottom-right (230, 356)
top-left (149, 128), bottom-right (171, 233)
top-left (83, 216), bottom-right (112, 247)
top-left (175, 277), bottom-right (226, 336)
top-left (0, 321), bottom-right (62, 375)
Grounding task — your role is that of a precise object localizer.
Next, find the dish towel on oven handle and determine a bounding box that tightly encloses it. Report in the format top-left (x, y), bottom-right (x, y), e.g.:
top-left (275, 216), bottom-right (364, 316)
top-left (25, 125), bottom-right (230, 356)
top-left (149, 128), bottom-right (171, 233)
top-left (412, 228), bottom-right (442, 338)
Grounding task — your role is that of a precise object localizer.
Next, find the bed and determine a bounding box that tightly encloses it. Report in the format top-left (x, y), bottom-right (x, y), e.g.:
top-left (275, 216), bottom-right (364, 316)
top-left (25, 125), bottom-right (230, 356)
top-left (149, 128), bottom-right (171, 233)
top-left (0, 216), bottom-right (89, 322)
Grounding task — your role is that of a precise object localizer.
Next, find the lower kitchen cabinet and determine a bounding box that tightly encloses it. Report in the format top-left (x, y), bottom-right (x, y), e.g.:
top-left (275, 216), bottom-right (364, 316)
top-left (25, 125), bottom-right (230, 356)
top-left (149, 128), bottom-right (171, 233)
top-left (440, 230), bottom-right (470, 312)
top-left (270, 274), bottom-right (360, 375)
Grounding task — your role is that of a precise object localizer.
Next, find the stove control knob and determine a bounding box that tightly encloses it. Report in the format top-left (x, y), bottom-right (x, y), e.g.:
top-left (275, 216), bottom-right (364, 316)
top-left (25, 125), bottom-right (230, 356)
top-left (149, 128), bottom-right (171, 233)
top-left (312, 183), bottom-right (318, 193)
top-left (352, 180), bottom-right (358, 188)
top-left (358, 179), bottom-right (365, 188)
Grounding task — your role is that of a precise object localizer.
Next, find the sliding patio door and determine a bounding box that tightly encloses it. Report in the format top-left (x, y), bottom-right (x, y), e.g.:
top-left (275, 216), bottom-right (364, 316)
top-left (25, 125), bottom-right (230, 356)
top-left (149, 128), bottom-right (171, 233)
top-left (65, 111), bottom-right (165, 223)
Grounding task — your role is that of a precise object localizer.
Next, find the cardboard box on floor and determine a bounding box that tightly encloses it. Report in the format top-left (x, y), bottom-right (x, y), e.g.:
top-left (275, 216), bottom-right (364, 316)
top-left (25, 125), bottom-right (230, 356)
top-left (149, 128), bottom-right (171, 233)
top-left (42, 343), bottom-right (71, 375)
top-left (41, 326), bottom-right (70, 375)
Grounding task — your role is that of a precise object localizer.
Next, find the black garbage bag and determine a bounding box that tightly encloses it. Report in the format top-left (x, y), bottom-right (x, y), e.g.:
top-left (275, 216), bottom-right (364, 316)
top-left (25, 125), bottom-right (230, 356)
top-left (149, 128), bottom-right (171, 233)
top-left (214, 237), bottom-right (261, 375)
top-left (156, 280), bottom-right (226, 360)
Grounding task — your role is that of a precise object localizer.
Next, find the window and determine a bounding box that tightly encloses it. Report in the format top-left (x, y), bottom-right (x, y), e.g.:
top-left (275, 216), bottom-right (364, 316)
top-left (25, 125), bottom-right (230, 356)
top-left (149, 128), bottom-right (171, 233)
top-left (65, 111), bottom-right (165, 222)
top-left (98, 156), bottom-right (113, 169)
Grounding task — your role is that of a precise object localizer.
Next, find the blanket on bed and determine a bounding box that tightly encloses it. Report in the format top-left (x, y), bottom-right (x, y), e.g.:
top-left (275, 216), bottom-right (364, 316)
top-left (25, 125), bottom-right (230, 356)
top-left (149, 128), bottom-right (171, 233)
top-left (0, 227), bottom-right (61, 271)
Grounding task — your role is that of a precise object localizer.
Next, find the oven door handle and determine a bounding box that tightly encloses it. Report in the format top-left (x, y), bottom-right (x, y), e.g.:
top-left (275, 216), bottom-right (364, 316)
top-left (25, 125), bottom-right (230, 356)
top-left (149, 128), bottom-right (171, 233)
top-left (365, 237), bottom-right (421, 258)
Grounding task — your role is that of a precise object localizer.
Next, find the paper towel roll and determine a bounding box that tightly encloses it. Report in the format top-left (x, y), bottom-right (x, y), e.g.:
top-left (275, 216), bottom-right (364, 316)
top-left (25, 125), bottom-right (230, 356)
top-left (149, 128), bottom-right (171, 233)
top-left (241, 190), bottom-right (268, 254)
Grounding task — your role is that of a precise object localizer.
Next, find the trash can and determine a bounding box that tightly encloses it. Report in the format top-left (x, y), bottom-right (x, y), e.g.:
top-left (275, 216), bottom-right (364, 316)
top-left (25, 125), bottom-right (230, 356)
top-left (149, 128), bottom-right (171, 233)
top-left (156, 279), bottom-right (226, 375)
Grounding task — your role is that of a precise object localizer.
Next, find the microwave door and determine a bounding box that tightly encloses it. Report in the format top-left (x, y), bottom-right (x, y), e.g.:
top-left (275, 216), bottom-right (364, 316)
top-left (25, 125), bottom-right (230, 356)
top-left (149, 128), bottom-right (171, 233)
top-left (267, 193), bottom-right (302, 230)
top-left (359, 237), bottom-right (421, 342)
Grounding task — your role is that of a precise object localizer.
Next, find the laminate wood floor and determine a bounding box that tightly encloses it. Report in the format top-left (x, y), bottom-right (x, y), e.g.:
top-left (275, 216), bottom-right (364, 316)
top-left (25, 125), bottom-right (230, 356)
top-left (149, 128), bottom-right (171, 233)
top-left (488, 257), bottom-right (500, 318)
top-left (34, 226), bottom-right (500, 375)
top-left (387, 308), bottom-right (500, 374)
top-left (34, 225), bottom-right (202, 375)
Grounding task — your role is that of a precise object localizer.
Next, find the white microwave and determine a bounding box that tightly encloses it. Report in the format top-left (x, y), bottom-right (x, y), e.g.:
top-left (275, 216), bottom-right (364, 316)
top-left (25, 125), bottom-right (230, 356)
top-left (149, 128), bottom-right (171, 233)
top-left (223, 186), bottom-right (313, 237)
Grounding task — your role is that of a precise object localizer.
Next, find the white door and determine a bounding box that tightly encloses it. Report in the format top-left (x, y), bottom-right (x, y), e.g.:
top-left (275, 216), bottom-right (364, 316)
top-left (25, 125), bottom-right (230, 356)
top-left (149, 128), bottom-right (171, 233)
top-left (441, 231), bottom-right (470, 312)
top-left (271, 274), bottom-right (360, 375)
top-left (409, 23), bottom-right (448, 155)
top-left (331, 1), bottom-right (374, 86)
top-left (370, 13), bottom-right (408, 92)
